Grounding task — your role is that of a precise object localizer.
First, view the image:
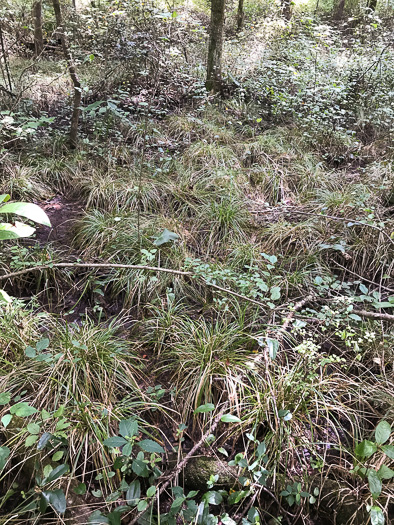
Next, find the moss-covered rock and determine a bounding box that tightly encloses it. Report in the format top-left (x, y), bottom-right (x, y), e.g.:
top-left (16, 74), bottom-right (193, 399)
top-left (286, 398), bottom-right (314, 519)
top-left (182, 456), bottom-right (239, 491)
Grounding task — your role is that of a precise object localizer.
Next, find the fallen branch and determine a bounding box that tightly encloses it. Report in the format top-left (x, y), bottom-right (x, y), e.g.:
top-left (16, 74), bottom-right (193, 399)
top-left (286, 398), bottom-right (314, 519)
top-left (252, 207), bottom-right (394, 247)
top-left (0, 262), bottom-right (267, 310)
top-left (352, 309), bottom-right (394, 322)
top-left (129, 403), bottom-right (229, 525)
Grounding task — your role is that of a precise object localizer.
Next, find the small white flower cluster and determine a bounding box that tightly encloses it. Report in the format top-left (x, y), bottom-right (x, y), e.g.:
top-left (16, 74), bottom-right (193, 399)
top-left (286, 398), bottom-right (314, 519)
top-left (295, 340), bottom-right (320, 357)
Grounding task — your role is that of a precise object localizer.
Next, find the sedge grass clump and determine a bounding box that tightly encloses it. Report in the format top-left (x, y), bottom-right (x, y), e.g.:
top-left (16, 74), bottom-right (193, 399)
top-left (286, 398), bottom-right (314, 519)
top-left (145, 305), bottom-right (258, 416)
top-left (196, 195), bottom-right (252, 255)
top-left (72, 167), bottom-right (165, 213)
top-left (183, 141), bottom-right (241, 171)
top-left (0, 163), bottom-right (52, 201)
top-left (74, 209), bottom-right (192, 305)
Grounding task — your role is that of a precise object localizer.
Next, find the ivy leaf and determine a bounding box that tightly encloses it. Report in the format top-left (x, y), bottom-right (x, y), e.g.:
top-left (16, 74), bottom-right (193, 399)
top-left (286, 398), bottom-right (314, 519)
top-left (194, 403), bottom-right (215, 414)
top-left (221, 414), bottom-right (242, 423)
top-left (1, 414), bottom-right (12, 428)
top-left (25, 435), bottom-right (39, 447)
top-left (74, 483), bottom-right (87, 495)
top-left (270, 287), bottom-right (281, 300)
top-left (0, 392), bottom-right (11, 405)
top-left (10, 402), bottom-right (37, 417)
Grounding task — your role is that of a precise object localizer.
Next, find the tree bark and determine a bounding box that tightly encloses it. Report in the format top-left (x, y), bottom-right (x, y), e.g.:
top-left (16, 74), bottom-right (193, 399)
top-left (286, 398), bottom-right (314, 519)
top-left (51, 0), bottom-right (81, 148)
top-left (334, 0), bottom-right (346, 19)
top-left (236, 0), bottom-right (244, 31)
top-left (33, 0), bottom-right (44, 57)
top-left (206, 0), bottom-right (226, 93)
top-left (281, 0), bottom-right (292, 20)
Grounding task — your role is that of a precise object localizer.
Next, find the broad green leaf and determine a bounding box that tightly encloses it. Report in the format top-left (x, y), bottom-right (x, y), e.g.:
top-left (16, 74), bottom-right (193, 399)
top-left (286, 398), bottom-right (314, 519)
top-left (10, 402), bottom-right (37, 417)
top-left (0, 202), bottom-right (51, 227)
top-left (37, 432), bottom-right (53, 450)
top-left (194, 403), bottom-right (215, 414)
top-left (153, 228), bottom-right (179, 247)
top-left (1, 414), bottom-right (12, 428)
top-left (218, 447), bottom-right (228, 456)
top-left (368, 470), bottom-right (382, 499)
top-left (88, 510), bottom-right (109, 524)
top-left (0, 194), bottom-right (10, 204)
top-left (103, 436), bottom-right (128, 448)
top-left (42, 489), bottom-right (66, 514)
top-left (381, 445), bottom-right (394, 460)
top-left (370, 506), bottom-right (385, 525)
top-left (375, 421), bottom-right (391, 445)
top-left (354, 440), bottom-right (377, 459)
top-left (0, 289), bottom-right (12, 303)
top-left (0, 221), bottom-right (36, 240)
top-left (221, 414), bottom-right (242, 423)
top-left (138, 439), bottom-right (164, 454)
top-left (119, 418), bottom-right (138, 439)
top-left (44, 463), bottom-right (69, 483)
top-left (202, 491), bottom-right (223, 505)
top-left (267, 338), bottom-right (279, 360)
top-left (126, 480), bottom-right (141, 506)
top-left (0, 446), bottom-right (10, 470)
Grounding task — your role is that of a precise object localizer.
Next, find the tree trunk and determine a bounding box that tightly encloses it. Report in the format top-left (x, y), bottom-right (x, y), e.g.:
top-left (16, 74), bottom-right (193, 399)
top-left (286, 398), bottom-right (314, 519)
top-left (334, 0), bottom-right (346, 19)
top-left (281, 0), bottom-right (292, 20)
top-left (236, 0), bottom-right (244, 31)
top-left (33, 1), bottom-right (44, 57)
top-left (206, 0), bottom-right (226, 93)
top-left (51, 0), bottom-right (81, 148)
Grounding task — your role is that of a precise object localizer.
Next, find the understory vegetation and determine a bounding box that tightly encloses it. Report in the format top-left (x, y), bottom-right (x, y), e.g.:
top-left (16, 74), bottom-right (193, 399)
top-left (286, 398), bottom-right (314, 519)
top-left (0, 0), bottom-right (393, 523)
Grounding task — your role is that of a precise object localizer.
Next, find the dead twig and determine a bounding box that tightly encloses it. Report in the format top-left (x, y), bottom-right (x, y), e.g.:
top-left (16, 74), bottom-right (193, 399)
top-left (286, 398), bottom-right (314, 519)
top-left (129, 403), bottom-right (229, 525)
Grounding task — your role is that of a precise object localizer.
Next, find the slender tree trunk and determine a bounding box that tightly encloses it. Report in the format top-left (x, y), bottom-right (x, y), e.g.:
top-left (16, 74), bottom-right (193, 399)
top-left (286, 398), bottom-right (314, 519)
top-left (51, 0), bottom-right (81, 148)
top-left (0, 24), bottom-right (12, 92)
top-left (281, 0), bottom-right (292, 20)
top-left (33, 1), bottom-right (44, 57)
top-left (236, 0), bottom-right (244, 31)
top-left (334, 0), bottom-right (346, 19)
top-left (206, 0), bottom-right (226, 93)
